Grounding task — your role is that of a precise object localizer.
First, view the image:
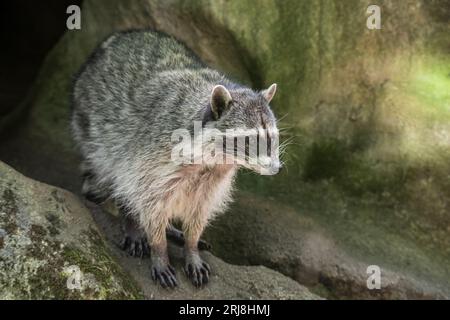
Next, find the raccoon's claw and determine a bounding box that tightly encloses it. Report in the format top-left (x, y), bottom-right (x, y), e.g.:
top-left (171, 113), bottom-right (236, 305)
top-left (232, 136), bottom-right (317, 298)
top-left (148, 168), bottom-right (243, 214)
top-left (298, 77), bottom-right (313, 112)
top-left (184, 258), bottom-right (211, 288)
top-left (151, 263), bottom-right (178, 288)
top-left (120, 236), bottom-right (150, 258)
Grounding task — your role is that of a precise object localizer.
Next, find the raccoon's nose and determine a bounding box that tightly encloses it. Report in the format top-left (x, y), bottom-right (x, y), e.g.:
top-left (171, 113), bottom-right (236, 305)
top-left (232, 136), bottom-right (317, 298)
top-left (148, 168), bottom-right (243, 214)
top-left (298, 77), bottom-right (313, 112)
top-left (278, 165), bottom-right (283, 173)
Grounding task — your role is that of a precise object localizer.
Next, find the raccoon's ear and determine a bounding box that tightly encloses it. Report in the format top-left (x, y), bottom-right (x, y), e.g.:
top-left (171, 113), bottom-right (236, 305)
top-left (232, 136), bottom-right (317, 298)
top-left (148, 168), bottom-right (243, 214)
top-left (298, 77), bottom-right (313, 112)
top-left (261, 83), bottom-right (277, 103)
top-left (210, 85), bottom-right (232, 120)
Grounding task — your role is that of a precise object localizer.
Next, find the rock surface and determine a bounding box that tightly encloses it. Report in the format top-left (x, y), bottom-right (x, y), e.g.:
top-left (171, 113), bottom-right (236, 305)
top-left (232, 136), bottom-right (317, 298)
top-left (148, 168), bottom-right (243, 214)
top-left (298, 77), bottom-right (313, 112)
top-left (204, 194), bottom-right (450, 299)
top-left (0, 161), bottom-right (319, 299)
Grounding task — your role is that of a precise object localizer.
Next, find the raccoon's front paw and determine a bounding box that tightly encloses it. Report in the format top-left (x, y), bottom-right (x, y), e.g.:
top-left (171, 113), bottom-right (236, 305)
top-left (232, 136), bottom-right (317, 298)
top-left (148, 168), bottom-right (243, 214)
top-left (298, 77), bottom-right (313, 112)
top-left (120, 216), bottom-right (150, 258)
top-left (184, 252), bottom-right (211, 288)
top-left (151, 260), bottom-right (178, 288)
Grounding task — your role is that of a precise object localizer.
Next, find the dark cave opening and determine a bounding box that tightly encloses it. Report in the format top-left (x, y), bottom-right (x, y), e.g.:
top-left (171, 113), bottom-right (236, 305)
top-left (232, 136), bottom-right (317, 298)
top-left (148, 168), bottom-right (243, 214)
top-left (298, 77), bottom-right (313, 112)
top-left (0, 0), bottom-right (81, 121)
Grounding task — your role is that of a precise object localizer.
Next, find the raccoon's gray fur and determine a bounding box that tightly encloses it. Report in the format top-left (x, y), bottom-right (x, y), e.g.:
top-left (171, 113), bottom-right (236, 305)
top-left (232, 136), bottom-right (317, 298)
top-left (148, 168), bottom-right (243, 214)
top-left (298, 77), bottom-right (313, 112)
top-left (70, 30), bottom-right (280, 288)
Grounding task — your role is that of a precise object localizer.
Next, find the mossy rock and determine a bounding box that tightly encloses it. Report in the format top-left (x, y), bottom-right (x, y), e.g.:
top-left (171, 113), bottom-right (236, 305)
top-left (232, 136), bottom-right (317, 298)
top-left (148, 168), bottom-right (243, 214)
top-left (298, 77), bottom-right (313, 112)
top-left (0, 161), bottom-right (143, 299)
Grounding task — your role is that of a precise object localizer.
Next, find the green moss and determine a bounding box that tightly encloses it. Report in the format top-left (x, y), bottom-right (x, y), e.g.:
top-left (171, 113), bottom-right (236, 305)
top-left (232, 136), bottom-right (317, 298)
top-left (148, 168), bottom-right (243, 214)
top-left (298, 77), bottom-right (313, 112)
top-left (61, 228), bottom-right (143, 300)
top-left (404, 56), bottom-right (450, 120)
top-left (26, 242), bottom-right (75, 299)
top-left (21, 229), bottom-right (142, 299)
top-left (302, 139), bottom-right (349, 181)
top-left (0, 188), bottom-right (19, 235)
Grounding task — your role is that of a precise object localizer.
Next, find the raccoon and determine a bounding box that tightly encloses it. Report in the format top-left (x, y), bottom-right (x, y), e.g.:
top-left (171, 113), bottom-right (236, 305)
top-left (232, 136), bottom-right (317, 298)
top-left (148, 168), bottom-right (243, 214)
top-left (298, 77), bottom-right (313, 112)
top-left (70, 30), bottom-right (281, 288)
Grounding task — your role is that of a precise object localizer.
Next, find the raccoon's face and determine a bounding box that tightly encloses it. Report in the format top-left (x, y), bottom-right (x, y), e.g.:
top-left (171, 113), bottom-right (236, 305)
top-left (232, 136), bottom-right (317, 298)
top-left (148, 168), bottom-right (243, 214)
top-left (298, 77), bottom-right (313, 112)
top-left (208, 83), bottom-right (282, 175)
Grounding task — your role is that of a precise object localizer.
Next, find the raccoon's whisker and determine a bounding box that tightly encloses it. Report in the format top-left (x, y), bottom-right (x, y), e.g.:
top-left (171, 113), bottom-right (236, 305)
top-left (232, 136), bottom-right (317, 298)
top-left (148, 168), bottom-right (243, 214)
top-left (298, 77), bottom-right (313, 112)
top-left (276, 113), bottom-right (289, 123)
top-left (277, 125), bottom-right (295, 130)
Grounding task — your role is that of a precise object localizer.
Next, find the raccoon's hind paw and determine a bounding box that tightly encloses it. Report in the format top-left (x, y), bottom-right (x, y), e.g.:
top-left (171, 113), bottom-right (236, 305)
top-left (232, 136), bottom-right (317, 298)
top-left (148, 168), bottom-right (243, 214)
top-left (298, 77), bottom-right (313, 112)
top-left (166, 226), bottom-right (212, 251)
top-left (120, 215), bottom-right (150, 258)
top-left (120, 236), bottom-right (150, 258)
top-left (184, 254), bottom-right (211, 288)
top-left (197, 239), bottom-right (212, 251)
top-left (151, 262), bottom-right (178, 288)
top-left (83, 191), bottom-right (107, 205)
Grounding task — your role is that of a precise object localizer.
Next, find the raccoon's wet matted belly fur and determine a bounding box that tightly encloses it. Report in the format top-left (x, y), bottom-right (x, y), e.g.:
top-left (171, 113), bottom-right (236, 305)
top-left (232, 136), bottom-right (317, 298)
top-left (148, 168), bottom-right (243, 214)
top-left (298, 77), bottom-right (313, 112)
top-left (71, 30), bottom-right (280, 288)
